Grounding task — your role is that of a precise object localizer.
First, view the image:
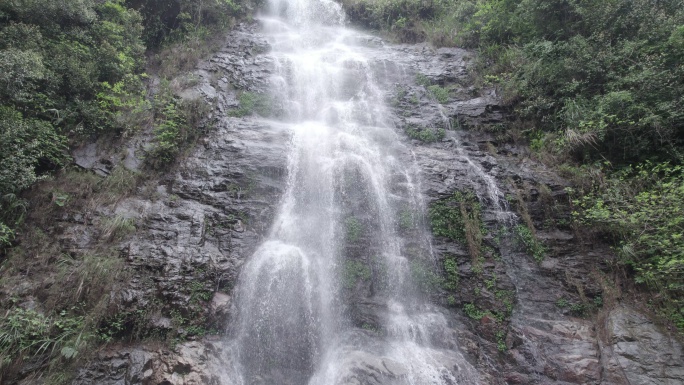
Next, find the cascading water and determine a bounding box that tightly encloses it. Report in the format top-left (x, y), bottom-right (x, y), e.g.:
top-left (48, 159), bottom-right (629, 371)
top-left (224, 0), bottom-right (480, 383)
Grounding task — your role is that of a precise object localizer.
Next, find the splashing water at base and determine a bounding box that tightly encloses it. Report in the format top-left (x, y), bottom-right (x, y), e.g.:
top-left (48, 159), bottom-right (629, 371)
top-left (223, 1), bottom-right (480, 384)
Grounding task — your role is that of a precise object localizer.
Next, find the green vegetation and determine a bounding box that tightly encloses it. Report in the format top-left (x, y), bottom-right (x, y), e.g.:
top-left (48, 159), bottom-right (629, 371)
top-left (361, 322), bottom-right (379, 333)
top-left (427, 85), bottom-right (450, 104)
top-left (398, 208), bottom-right (415, 230)
top-left (405, 126), bottom-right (446, 143)
top-left (415, 73), bottom-right (431, 87)
top-left (0, 0), bottom-right (250, 377)
top-left (427, 190), bottom-right (515, 347)
top-left (345, 216), bottom-right (363, 243)
top-left (0, 108), bottom-right (68, 246)
top-left (429, 191), bottom-right (477, 242)
top-left (128, 0), bottom-right (244, 49)
top-left (149, 97), bottom-right (188, 166)
top-left (463, 303), bottom-right (487, 320)
top-left (495, 289), bottom-right (514, 314)
top-left (556, 295), bottom-right (603, 317)
top-left (0, 0), bottom-right (250, 248)
top-left (0, 0), bottom-right (147, 135)
top-left (146, 83), bottom-right (211, 168)
top-left (101, 215), bottom-right (136, 241)
top-left (495, 330), bottom-right (506, 352)
top-left (429, 190), bottom-right (484, 263)
top-left (515, 224), bottom-right (545, 263)
top-left (343, 260), bottom-right (372, 289)
top-left (412, 73), bottom-right (450, 104)
top-left (0, 308), bottom-right (87, 366)
top-left (461, 283), bottom-right (514, 351)
top-left (574, 163), bottom-right (684, 328)
top-left (0, 248), bottom-right (128, 377)
top-left (230, 91), bottom-right (276, 117)
top-left (443, 257), bottom-right (459, 290)
top-left (390, 86), bottom-right (408, 108)
top-left (504, 182), bottom-right (548, 263)
top-left (0, 0), bottom-right (144, 247)
top-left (189, 281), bottom-right (213, 302)
top-left (343, 0), bottom-right (684, 330)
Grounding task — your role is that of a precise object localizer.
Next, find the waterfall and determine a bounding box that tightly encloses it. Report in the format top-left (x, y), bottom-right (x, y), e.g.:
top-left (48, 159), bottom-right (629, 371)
top-left (224, 1), bottom-right (480, 383)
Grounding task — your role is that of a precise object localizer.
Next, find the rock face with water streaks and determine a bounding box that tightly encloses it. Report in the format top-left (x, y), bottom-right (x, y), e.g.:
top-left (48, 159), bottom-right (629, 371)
top-left (63, 14), bottom-right (684, 385)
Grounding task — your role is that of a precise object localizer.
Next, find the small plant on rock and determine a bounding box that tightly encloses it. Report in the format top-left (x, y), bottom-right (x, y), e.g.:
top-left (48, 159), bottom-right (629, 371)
top-left (515, 224), bottom-right (546, 262)
top-left (343, 260), bottom-right (371, 289)
top-left (427, 84), bottom-right (450, 104)
top-left (345, 217), bottom-right (363, 243)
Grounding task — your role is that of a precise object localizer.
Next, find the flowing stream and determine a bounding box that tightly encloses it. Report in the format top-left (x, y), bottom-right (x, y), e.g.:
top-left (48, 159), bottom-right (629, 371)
top-left (224, 0), bottom-right (480, 383)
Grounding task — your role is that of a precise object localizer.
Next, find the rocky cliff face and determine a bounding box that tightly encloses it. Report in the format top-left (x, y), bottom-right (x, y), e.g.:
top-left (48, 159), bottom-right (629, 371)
top-left (9, 22), bottom-right (681, 385)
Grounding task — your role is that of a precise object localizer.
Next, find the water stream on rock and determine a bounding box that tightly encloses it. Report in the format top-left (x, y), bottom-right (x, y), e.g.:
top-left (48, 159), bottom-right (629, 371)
top-left (224, 0), bottom-right (480, 383)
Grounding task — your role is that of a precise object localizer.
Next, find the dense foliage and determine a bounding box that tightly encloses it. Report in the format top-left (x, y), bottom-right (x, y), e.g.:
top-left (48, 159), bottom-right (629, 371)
top-left (0, 0), bottom-right (251, 248)
top-left (344, 0), bottom-right (684, 163)
top-left (0, 0), bottom-right (146, 246)
top-left (127, 0), bottom-right (245, 48)
top-left (457, 0), bottom-right (684, 329)
top-left (575, 163), bottom-right (684, 328)
top-left (343, 0), bottom-right (684, 328)
top-left (0, 0), bottom-right (244, 376)
top-left (0, 0), bottom-right (249, 379)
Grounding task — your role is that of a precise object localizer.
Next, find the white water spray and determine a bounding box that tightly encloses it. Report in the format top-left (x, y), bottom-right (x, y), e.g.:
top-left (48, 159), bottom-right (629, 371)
top-left (224, 1), bottom-right (480, 384)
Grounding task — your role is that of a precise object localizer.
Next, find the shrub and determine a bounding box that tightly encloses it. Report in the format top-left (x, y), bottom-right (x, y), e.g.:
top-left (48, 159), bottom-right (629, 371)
top-left (345, 217), bottom-right (363, 243)
top-left (146, 82), bottom-right (210, 168)
top-left (429, 191), bottom-right (483, 259)
top-left (126, 0), bottom-right (244, 48)
top-left (0, 107), bottom-right (68, 245)
top-left (427, 84), bottom-right (449, 104)
top-left (575, 162), bottom-right (684, 328)
top-left (0, 308), bottom-right (88, 369)
top-left (148, 99), bottom-right (186, 166)
top-left (443, 257), bottom-right (459, 290)
top-left (0, 108), bottom-right (67, 195)
top-left (463, 303), bottom-right (486, 320)
top-left (0, 0), bottom-right (148, 241)
top-left (515, 224), bottom-right (545, 263)
top-left (343, 260), bottom-right (371, 289)
top-left (405, 126), bottom-right (445, 143)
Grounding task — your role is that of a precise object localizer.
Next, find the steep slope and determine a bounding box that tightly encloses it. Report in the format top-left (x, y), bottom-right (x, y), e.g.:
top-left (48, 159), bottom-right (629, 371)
top-left (1, 2), bottom-right (682, 384)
